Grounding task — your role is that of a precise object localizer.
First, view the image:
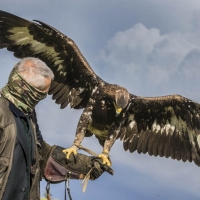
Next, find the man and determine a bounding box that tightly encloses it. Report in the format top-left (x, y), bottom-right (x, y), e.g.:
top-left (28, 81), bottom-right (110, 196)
top-left (0, 57), bottom-right (111, 200)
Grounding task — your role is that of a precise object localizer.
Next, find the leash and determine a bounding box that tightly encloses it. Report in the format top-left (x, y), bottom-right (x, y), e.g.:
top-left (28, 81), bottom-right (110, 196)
top-left (75, 144), bottom-right (98, 157)
top-left (46, 181), bottom-right (51, 200)
top-left (65, 172), bottom-right (73, 200)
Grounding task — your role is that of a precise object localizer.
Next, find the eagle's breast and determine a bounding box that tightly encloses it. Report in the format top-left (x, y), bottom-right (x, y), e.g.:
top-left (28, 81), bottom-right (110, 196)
top-left (92, 99), bottom-right (115, 125)
top-left (86, 98), bottom-right (116, 139)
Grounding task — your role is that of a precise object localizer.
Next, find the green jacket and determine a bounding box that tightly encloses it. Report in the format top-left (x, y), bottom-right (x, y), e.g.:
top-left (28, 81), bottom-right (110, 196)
top-left (0, 95), bottom-right (41, 200)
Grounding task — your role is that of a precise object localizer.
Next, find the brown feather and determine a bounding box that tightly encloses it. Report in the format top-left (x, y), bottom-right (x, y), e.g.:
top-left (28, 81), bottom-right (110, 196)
top-left (129, 134), bottom-right (139, 153)
top-left (137, 130), bottom-right (147, 154)
top-left (55, 86), bottom-right (70, 104)
top-left (158, 132), bottom-right (166, 157)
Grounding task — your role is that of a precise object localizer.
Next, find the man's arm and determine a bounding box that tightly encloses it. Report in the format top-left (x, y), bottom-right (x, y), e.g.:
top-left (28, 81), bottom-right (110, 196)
top-left (40, 141), bottom-right (114, 182)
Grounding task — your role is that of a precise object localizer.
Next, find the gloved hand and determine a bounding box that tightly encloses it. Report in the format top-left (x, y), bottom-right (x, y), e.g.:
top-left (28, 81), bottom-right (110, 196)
top-left (90, 157), bottom-right (114, 180)
top-left (40, 141), bottom-right (114, 183)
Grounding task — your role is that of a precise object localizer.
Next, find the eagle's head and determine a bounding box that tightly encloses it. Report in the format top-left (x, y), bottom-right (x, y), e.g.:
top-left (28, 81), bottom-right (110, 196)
top-left (102, 84), bottom-right (130, 116)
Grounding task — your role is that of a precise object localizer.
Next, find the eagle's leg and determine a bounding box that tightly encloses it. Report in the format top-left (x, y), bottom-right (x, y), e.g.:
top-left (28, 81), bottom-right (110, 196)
top-left (63, 104), bottom-right (93, 159)
top-left (63, 132), bottom-right (85, 159)
top-left (98, 150), bottom-right (111, 166)
top-left (99, 128), bottom-right (119, 166)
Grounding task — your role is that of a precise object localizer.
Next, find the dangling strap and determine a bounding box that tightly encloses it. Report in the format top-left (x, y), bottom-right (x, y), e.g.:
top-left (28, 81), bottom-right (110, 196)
top-left (46, 176), bottom-right (73, 200)
top-left (46, 181), bottom-right (52, 200)
top-left (65, 172), bottom-right (73, 200)
top-left (82, 168), bottom-right (93, 192)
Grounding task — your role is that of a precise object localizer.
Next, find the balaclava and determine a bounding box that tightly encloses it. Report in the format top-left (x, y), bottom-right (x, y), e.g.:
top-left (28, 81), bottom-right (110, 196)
top-left (1, 69), bottom-right (47, 114)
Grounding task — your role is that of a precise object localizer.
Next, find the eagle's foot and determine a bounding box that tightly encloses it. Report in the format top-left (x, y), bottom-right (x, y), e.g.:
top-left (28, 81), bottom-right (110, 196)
top-left (98, 153), bottom-right (111, 166)
top-left (63, 145), bottom-right (78, 159)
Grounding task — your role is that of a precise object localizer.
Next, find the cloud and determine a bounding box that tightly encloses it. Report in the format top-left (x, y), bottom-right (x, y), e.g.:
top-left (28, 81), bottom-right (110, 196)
top-left (178, 49), bottom-right (200, 81)
top-left (98, 23), bottom-right (200, 100)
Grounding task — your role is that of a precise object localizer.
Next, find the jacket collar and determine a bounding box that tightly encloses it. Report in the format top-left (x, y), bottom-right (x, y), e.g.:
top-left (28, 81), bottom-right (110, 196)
top-left (9, 101), bottom-right (25, 117)
top-left (9, 101), bottom-right (33, 118)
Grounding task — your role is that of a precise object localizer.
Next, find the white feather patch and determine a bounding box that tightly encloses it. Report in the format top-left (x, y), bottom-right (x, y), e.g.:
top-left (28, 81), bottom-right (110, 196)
top-left (79, 87), bottom-right (85, 93)
top-left (164, 124), bottom-right (175, 135)
top-left (92, 86), bottom-right (98, 94)
top-left (197, 134), bottom-right (200, 149)
top-left (152, 120), bottom-right (161, 133)
top-left (129, 121), bottom-right (136, 129)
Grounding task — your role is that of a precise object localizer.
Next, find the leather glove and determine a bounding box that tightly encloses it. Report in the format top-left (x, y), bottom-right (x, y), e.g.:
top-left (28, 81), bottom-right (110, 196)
top-left (40, 141), bottom-right (114, 182)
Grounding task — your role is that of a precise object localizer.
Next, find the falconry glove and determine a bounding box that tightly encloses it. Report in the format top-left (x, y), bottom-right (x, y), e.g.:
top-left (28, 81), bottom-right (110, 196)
top-left (41, 141), bottom-right (114, 183)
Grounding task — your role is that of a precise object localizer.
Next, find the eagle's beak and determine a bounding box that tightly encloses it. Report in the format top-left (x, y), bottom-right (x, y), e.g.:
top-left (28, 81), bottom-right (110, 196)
top-left (114, 103), bottom-right (122, 116)
top-left (116, 107), bottom-right (122, 116)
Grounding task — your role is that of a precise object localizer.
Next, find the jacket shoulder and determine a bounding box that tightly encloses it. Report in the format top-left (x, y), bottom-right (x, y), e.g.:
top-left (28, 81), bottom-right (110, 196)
top-left (0, 96), bottom-right (15, 127)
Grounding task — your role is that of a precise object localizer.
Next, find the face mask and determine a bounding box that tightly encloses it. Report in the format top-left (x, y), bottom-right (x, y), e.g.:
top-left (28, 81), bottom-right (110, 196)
top-left (1, 69), bottom-right (47, 114)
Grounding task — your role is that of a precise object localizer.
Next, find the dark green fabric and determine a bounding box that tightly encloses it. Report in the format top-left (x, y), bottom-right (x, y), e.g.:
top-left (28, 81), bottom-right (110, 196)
top-left (20, 116), bottom-right (34, 200)
top-left (1, 69), bottom-right (47, 114)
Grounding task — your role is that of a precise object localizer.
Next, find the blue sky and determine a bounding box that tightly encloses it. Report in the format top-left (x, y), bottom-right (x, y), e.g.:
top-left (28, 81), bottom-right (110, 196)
top-left (1, 1), bottom-right (200, 199)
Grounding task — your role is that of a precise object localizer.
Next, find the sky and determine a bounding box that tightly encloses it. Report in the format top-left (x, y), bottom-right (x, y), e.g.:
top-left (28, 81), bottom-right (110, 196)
top-left (0, 0), bottom-right (200, 199)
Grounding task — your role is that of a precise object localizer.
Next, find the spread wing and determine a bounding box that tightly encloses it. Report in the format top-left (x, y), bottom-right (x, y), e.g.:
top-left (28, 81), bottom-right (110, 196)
top-left (118, 94), bottom-right (200, 166)
top-left (0, 10), bottom-right (103, 109)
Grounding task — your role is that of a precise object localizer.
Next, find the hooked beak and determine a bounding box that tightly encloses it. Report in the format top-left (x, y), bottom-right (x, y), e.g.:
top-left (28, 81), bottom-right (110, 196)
top-left (114, 103), bottom-right (122, 116)
top-left (115, 107), bottom-right (122, 117)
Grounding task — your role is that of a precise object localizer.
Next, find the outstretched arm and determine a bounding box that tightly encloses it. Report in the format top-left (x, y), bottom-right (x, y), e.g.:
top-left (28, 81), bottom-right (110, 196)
top-left (41, 141), bottom-right (114, 181)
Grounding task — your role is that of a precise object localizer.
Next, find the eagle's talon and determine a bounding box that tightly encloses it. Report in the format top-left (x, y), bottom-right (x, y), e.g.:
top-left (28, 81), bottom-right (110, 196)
top-left (63, 146), bottom-right (78, 159)
top-left (98, 153), bottom-right (111, 166)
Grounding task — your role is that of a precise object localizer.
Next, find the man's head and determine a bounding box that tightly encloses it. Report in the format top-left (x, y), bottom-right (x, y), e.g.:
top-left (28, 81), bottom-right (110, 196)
top-left (13, 57), bottom-right (54, 92)
top-left (1, 57), bottom-right (54, 114)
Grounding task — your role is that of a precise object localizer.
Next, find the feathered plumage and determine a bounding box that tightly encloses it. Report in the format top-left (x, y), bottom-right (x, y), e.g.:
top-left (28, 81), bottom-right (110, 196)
top-left (0, 10), bottom-right (200, 166)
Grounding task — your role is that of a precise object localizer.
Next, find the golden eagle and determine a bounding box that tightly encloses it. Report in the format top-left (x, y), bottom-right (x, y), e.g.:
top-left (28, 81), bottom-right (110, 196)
top-left (0, 10), bottom-right (200, 167)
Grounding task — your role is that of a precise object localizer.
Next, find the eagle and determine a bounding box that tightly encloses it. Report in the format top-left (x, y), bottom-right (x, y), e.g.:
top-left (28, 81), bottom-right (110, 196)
top-left (0, 10), bottom-right (200, 167)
